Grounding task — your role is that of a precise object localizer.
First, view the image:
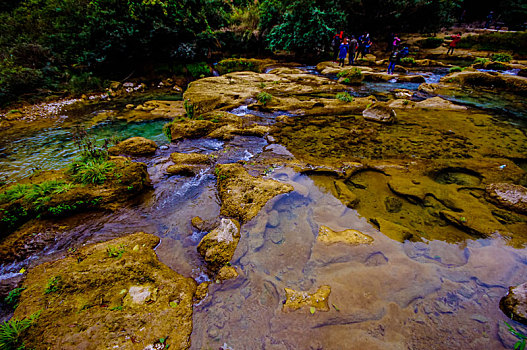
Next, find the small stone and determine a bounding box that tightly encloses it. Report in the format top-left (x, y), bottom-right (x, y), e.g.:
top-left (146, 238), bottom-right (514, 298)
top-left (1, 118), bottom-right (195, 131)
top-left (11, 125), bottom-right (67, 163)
top-left (317, 225), bottom-right (373, 245)
top-left (267, 210), bottom-right (280, 228)
top-left (283, 285), bottom-right (331, 312)
top-left (217, 266), bottom-right (238, 281)
top-left (470, 314), bottom-right (488, 323)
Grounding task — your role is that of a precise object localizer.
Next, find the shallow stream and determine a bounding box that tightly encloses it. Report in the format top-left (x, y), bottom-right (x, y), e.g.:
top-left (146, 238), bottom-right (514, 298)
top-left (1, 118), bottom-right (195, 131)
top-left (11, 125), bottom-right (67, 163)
top-left (0, 65), bottom-right (526, 349)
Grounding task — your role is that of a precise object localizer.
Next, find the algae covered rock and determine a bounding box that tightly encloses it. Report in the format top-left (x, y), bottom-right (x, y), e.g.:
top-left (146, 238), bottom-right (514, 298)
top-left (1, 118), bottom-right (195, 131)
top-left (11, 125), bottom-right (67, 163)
top-left (500, 282), bottom-right (527, 325)
top-left (108, 137), bottom-right (157, 156)
top-left (197, 218), bottom-right (241, 271)
top-left (486, 183), bottom-right (527, 214)
top-left (13, 232), bottom-right (196, 350)
top-left (317, 225), bottom-right (373, 245)
top-left (216, 163), bottom-right (294, 223)
top-left (166, 164), bottom-right (198, 176)
top-left (170, 152), bottom-right (211, 165)
top-left (282, 285), bottom-right (331, 312)
top-left (362, 104), bottom-right (396, 124)
top-left (167, 119), bottom-right (216, 141)
top-left (217, 265), bottom-right (239, 281)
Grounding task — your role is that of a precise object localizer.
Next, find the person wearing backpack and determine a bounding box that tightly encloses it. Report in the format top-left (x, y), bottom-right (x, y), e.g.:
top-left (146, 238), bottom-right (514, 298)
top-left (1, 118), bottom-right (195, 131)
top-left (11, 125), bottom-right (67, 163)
top-left (331, 32), bottom-right (342, 61)
top-left (348, 35), bottom-right (358, 65)
top-left (387, 50), bottom-right (401, 74)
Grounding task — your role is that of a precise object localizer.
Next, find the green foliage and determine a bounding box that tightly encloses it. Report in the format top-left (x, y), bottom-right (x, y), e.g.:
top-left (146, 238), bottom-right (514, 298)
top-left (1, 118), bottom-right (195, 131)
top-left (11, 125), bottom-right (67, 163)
top-left (184, 99), bottom-right (195, 119)
top-left (505, 321), bottom-right (527, 350)
top-left (473, 57), bottom-right (489, 65)
top-left (400, 57), bottom-right (416, 66)
top-left (265, 0), bottom-right (345, 54)
top-left (107, 244), bottom-right (126, 259)
top-left (67, 73), bottom-right (104, 95)
top-left (0, 312), bottom-right (40, 350)
top-left (337, 67), bottom-right (363, 84)
top-left (4, 288), bottom-right (25, 310)
top-left (257, 92), bottom-right (273, 105)
top-left (216, 58), bottom-right (257, 75)
top-left (44, 276), bottom-right (62, 294)
top-left (185, 62), bottom-right (210, 78)
top-left (491, 53), bottom-right (513, 63)
top-left (418, 37), bottom-right (444, 48)
top-left (449, 66), bottom-right (463, 73)
top-left (69, 159), bottom-right (115, 185)
top-left (335, 92), bottom-right (353, 102)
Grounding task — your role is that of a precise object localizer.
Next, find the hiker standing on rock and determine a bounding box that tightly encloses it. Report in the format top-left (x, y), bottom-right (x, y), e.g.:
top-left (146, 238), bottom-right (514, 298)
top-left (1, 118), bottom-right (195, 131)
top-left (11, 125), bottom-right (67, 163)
top-left (338, 38), bottom-right (349, 67)
top-left (348, 35), bottom-right (358, 65)
top-left (387, 50), bottom-right (401, 74)
top-left (331, 32), bottom-right (342, 61)
top-left (447, 33), bottom-right (461, 55)
top-left (392, 34), bottom-right (401, 52)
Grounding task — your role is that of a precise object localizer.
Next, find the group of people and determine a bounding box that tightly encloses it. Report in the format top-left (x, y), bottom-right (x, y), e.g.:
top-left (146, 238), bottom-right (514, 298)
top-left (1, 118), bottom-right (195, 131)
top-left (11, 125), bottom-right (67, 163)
top-left (332, 32), bottom-right (373, 67)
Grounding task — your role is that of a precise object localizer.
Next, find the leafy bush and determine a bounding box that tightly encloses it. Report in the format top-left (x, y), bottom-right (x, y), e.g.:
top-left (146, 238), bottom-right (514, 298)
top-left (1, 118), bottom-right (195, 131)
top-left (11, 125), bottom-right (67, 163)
top-left (186, 62), bottom-right (210, 78)
top-left (336, 92), bottom-right (353, 102)
top-left (418, 37), bottom-right (444, 48)
top-left (216, 58), bottom-right (257, 75)
top-left (257, 92), bottom-right (272, 105)
top-left (0, 312), bottom-right (40, 350)
top-left (473, 57), bottom-right (489, 65)
top-left (449, 66), bottom-right (463, 73)
top-left (491, 53), bottom-right (513, 63)
top-left (400, 57), bottom-right (416, 66)
top-left (67, 73), bottom-right (104, 95)
top-left (184, 99), bottom-right (195, 119)
top-left (337, 68), bottom-right (363, 84)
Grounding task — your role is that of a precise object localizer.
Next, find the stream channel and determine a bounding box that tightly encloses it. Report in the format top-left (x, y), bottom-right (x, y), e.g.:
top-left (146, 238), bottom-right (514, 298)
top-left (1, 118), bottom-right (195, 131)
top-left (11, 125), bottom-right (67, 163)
top-left (0, 65), bottom-right (527, 349)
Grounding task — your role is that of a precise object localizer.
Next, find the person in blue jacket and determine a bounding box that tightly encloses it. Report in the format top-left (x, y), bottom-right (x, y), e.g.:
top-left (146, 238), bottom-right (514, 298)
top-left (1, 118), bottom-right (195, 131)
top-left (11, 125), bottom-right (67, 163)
top-left (338, 38), bottom-right (349, 67)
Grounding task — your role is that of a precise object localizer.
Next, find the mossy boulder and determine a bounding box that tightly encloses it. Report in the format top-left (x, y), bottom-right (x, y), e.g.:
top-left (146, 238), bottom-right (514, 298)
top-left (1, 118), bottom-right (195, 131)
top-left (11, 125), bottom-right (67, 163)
top-left (215, 163), bottom-right (294, 223)
top-left (108, 137), bottom-right (157, 156)
top-left (167, 119), bottom-right (217, 141)
top-left (13, 232), bottom-right (197, 350)
top-left (170, 152), bottom-right (211, 165)
top-left (317, 225), bottom-right (373, 245)
top-left (500, 282), bottom-right (527, 325)
top-left (197, 218), bottom-right (241, 271)
top-left (486, 183), bottom-right (527, 214)
top-left (282, 285), bottom-right (331, 312)
top-left (215, 58), bottom-right (275, 75)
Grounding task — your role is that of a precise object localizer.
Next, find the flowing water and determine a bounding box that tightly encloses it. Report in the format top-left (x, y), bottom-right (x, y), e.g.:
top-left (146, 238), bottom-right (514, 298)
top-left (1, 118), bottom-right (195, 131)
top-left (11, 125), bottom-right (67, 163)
top-left (0, 66), bottom-right (526, 349)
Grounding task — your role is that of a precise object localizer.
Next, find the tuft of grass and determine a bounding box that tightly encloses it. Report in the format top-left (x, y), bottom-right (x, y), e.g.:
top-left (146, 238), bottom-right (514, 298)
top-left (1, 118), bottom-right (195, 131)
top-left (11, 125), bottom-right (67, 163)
top-left (68, 159), bottom-right (115, 185)
top-left (473, 57), bottom-right (489, 65)
top-left (400, 57), bottom-right (416, 66)
top-left (257, 92), bottom-right (272, 105)
top-left (107, 245), bottom-right (126, 259)
top-left (505, 321), bottom-right (526, 350)
top-left (491, 53), bottom-right (513, 63)
top-left (335, 92), bottom-right (353, 102)
top-left (0, 312), bottom-right (40, 350)
top-left (184, 99), bottom-right (195, 119)
top-left (4, 287), bottom-right (25, 310)
top-left (44, 276), bottom-right (62, 295)
top-left (449, 66), bottom-right (463, 73)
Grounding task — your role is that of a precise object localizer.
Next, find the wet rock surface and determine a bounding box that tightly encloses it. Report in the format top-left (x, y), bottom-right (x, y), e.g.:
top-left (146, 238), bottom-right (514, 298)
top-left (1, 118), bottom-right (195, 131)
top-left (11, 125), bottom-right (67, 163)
top-left (282, 285), bottom-right (331, 312)
top-left (197, 218), bottom-right (241, 271)
top-left (108, 136), bottom-right (158, 156)
top-left (486, 183), bottom-right (527, 214)
top-left (14, 232), bottom-right (196, 350)
top-left (317, 225), bottom-right (373, 245)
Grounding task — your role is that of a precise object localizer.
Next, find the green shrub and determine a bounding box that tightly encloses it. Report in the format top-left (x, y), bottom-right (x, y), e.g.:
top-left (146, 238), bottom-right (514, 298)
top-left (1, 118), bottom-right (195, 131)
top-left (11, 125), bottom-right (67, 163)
top-left (335, 92), bottom-right (353, 102)
top-left (257, 92), bottom-right (272, 105)
top-left (67, 73), bottom-right (104, 95)
top-left (400, 57), bottom-right (416, 66)
top-left (4, 287), bottom-right (25, 310)
top-left (216, 58), bottom-right (257, 75)
top-left (418, 37), bottom-right (444, 48)
top-left (337, 68), bottom-right (363, 84)
top-left (449, 66), bottom-right (463, 73)
top-left (491, 53), bottom-right (513, 63)
top-left (0, 312), bottom-right (40, 350)
top-left (473, 57), bottom-right (489, 65)
top-left (185, 62), bottom-right (210, 78)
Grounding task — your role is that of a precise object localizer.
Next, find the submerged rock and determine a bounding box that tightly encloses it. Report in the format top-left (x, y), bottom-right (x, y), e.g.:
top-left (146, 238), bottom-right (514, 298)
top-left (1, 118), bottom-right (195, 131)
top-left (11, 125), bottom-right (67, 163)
top-left (333, 180), bottom-right (359, 208)
top-left (283, 285), bottom-right (331, 312)
top-left (486, 183), bottom-right (527, 215)
top-left (217, 265), bottom-right (239, 281)
top-left (13, 232), bottom-right (196, 350)
top-left (108, 137), bottom-right (158, 156)
top-left (362, 104), bottom-right (396, 124)
top-left (317, 225), bottom-right (373, 245)
top-left (216, 163), bottom-right (293, 223)
top-left (197, 218), bottom-right (241, 271)
top-left (500, 282), bottom-right (527, 325)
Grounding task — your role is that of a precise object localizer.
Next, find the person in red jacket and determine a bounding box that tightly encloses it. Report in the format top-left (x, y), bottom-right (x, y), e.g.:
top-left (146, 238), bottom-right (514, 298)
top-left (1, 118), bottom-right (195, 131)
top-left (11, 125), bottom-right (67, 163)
top-left (447, 33), bottom-right (462, 55)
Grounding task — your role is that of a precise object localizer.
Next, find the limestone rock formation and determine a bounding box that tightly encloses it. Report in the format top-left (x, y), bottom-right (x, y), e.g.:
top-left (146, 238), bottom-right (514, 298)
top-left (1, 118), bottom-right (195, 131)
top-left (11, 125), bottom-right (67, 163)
top-left (197, 218), bottom-right (241, 271)
top-left (500, 282), bottom-right (527, 325)
top-left (282, 285), bottom-right (331, 312)
top-left (486, 183), bottom-right (527, 214)
top-left (13, 232), bottom-right (196, 350)
top-left (317, 225), bottom-right (373, 245)
top-left (216, 163), bottom-right (294, 223)
top-left (362, 104), bottom-right (396, 124)
top-left (108, 137), bottom-right (157, 156)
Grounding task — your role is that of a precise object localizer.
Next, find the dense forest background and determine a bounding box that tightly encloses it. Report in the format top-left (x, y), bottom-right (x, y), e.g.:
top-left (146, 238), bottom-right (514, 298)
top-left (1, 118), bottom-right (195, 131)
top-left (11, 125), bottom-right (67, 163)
top-left (1, 0), bottom-right (526, 106)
